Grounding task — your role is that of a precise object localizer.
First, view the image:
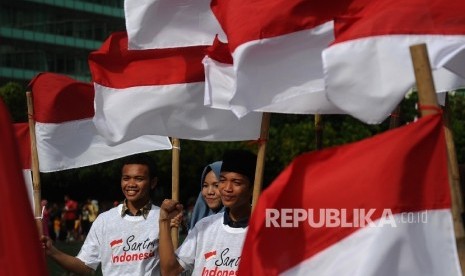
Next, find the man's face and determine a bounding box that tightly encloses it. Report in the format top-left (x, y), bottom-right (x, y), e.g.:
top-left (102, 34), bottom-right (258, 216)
top-left (121, 164), bottom-right (156, 208)
top-left (219, 172), bottom-right (252, 211)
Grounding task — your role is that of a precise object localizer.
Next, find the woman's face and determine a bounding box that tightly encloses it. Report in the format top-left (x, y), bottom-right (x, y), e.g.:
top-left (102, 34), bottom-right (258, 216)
top-left (201, 170), bottom-right (222, 211)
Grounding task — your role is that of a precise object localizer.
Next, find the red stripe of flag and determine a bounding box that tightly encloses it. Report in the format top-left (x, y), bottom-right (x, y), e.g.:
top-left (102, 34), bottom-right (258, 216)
top-left (89, 32), bottom-right (207, 88)
top-left (204, 250), bottom-right (217, 260)
top-left (28, 73), bottom-right (94, 123)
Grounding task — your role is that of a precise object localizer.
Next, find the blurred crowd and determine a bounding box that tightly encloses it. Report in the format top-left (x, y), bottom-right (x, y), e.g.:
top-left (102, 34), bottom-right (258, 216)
top-left (39, 194), bottom-right (207, 242)
top-left (40, 195), bottom-right (109, 242)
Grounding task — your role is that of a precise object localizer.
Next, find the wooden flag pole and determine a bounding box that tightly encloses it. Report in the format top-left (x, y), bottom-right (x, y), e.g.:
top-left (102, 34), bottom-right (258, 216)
top-left (315, 114), bottom-right (323, 150)
top-left (26, 91), bottom-right (43, 237)
top-left (252, 112), bottom-right (271, 211)
top-left (171, 137), bottom-right (180, 248)
top-left (409, 44), bottom-right (465, 240)
top-left (443, 93), bottom-right (465, 232)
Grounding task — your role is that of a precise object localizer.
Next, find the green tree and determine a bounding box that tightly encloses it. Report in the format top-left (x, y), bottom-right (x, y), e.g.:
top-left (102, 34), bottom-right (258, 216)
top-left (448, 90), bottom-right (465, 164)
top-left (0, 82), bottom-right (27, 122)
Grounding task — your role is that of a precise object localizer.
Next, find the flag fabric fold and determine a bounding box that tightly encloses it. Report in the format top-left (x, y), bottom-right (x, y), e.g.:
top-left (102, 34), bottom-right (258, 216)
top-left (14, 123), bottom-right (34, 210)
top-left (210, 0), bottom-right (465, 121)
top-left (203, 36), bottom-right (344, 117)
top-left (14, 123), bottom-right (31, 170)
top-left (124, 0), bottom-right (226, 49)
top-left (323, 0), bottom-right (465, 123)
top-left (210, 0), bottom-right (342, 118)
top-left (29, 72), bottom-right (172, 172)
top-left (0, 99), bottom-right (48, 275)
top-left (238, 113), bottom-right (461, 275)
top-left (89, 32), bottom-right (262, 143)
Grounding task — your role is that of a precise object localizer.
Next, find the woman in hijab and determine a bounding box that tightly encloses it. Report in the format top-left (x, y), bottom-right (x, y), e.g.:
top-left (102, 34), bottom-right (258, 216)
top-left (189, 161), bottom-right (224, 230)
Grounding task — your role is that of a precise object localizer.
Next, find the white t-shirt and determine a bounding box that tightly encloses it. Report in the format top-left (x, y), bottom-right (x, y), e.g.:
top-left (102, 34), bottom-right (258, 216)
top-left (77, 204), bottom-right (161, 275)
top-left (176, 212), bottom-right (247, 275)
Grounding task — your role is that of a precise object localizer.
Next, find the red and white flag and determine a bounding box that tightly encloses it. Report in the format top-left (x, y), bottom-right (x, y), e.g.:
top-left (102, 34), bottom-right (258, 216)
top-left (239, 113), bottom-right (461, 275)
top-left (110, 238), bottom-right (123, 248)
top-left (14, 123), bottom-right (34, 211)
top-left (28, 73), bottom-right (172, 172)
top-left (203, 36), bottom-right (344, 116)
top-left (210, 0), bottom-right (343, 118)
top-left (0, 99), bottom-right (48, 275)
top-left (204, 250), bottom-right (217, 261)
top-left (124, 0), bottom-right (225, 49)
top-left (125, 0), bottom-right (343, 117)
top-left (210, 0), bottom-right (465, 121)
top-left (323, 0), bottom-right (465, 123)
top-left (89, 32), bottom-right (262, 143)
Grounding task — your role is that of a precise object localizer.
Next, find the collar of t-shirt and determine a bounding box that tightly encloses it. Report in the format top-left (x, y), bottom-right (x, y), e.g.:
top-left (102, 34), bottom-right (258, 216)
top-left (121, 199), bottom-right (152, 219)
top-left (223, 208), bottom-right (249, 228)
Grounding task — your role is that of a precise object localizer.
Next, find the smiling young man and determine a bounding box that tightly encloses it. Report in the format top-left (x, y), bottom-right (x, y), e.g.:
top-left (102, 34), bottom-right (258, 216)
top-left (41, 153), bottom-right (162, 275)
top-left (159, 149), bottom-right (256, 276)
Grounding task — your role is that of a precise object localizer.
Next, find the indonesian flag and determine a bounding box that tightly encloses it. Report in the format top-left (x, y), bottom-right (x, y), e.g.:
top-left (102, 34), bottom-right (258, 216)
top-left (210, 0), bottom-right (342, 118)
top-left (124, 0), bottom-right (342, 117)
top-left (210, 0), bottom-right (465, 121)
top-left (124, 0), bottom-right (225, 49)
top-left (0, 99), bottom-right (48, 275)
top-left (89, 32), bottom-right (262, 143)
top-left (203, 36), bottom-right (344, 116)
top-left (110, 238), bottom-right (123, 248)
top-left (28, 73), bottom-right (172, 172)
top-left (14, 123), bottom-right (34, 211)
top-left (323, 0), bottom-right (465, 123)
top-left (239, 113), bottom-right (461, 275)
top-left (204, 250), bottom-right (217, 261)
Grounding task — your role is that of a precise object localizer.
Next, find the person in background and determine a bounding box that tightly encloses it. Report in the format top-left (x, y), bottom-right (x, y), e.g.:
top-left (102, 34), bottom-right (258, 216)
top-left (42, 153), bottom-right (164, 275)
top-left (74, 203), bottom-right (82, 241)
top-left (80, 198), bottom-right (92, 241)
top-left (62, 194), bottom-right (78, 242)
top-left (159, 149), bottom-right (256, 275)
top-left (88, 199), bottom-right (99, 226)
top-left (53, 215), bottom-right (61, 241)
top-left (189, 161), bottom-right (224, 230)
top-left (41, 199), bottom-right (51, 237)
top-left (49, 202), bottom-right (62, 241)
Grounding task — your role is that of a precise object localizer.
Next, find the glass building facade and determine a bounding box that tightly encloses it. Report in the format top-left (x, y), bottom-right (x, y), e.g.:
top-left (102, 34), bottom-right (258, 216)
top-left (0, 0), bottom-right (125, 85)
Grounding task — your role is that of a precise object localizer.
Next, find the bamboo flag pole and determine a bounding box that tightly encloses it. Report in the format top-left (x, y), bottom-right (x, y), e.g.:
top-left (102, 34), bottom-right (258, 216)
top-left (315, 114), bottom-right (323, 150)
top-left (26, 91), bottom-right (43, 237)
top-left (409, 44), bottom-right (465, 240)
top-left (252, 112), bottom-right (271, 211)
top-left (171, 137), bottom-right (181, 248)
top-left (443, 93), bottom-right (465, 233)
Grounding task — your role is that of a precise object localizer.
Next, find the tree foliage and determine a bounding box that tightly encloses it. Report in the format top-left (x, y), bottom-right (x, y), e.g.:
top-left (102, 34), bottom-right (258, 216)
top-left (0, 82), bottom-right (27, 123)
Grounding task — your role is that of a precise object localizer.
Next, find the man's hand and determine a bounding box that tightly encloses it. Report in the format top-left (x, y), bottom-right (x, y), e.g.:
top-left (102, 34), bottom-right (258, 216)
top-left (40, 235), bottom-right (94, 275)
top-left (160, 199), bottom-right (183, 222)
top-left (170, 212), bottom-right (183, 228)
top-left (41, 235), bottom-right (56, 255)
top-left (159, 200), bottom-right (185, 275)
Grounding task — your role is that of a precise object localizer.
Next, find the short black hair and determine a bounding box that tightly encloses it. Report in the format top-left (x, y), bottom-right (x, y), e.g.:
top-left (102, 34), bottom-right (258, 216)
top-left (120, 153), bottom-right (157, 180)
top-left (221, 149), bottom-right (257, 184)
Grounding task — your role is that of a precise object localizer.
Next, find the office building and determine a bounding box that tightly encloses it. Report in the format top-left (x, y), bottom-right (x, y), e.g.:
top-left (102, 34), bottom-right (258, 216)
top-left (0, 0), bottom-right (125, 86)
